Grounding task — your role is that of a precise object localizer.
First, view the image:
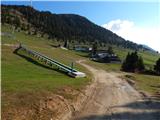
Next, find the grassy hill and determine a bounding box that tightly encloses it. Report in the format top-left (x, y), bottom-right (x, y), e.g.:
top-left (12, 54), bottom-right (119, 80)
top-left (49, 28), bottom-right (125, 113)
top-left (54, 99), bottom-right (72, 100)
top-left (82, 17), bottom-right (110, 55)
top-left (2, 5), bottom-right (149, 51)
top-left (2, 24), bottom-right (160, 119)
top-left (2, 24), bottom-right (92, 119)
top-left (2, 24), bottom-right (91, 91)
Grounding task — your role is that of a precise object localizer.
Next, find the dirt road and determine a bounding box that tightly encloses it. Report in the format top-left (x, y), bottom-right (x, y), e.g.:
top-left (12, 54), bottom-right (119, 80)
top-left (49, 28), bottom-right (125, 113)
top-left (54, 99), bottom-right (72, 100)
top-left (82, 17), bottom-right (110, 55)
top-left (71, 61), bottom-right (160, 120)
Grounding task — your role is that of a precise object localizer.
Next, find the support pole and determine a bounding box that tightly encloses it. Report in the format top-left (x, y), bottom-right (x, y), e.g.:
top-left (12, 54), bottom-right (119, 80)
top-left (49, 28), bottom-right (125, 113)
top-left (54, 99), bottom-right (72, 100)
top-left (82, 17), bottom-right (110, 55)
top-left (71, 62), bottom-right (74, 72)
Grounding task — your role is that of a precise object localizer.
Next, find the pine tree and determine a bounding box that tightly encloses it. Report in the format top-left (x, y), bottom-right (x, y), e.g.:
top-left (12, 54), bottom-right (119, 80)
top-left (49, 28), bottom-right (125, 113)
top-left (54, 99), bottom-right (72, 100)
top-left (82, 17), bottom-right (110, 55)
top-left (131, 51), bottom-right (139, 71)
top-left (107, 46), bottom-right (114, 54)
top-left (121, 51), bottom-right (145, 72)
top-left (136, 56), bottom-right (145, 71)
top-left (64, 40), bottom-right (68, 48)
top-left (154, 58), bottom-right (160, 74)
top-left (122, 52), bottom-right (131, 71)
top-left (92, 41), bottom-right (97, 55)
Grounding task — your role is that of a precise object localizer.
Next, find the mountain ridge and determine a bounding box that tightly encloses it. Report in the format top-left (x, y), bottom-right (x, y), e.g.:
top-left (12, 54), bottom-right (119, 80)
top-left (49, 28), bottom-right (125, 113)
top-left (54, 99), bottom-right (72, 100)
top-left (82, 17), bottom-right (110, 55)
top-left (1, 4), bottom-right (153, 51)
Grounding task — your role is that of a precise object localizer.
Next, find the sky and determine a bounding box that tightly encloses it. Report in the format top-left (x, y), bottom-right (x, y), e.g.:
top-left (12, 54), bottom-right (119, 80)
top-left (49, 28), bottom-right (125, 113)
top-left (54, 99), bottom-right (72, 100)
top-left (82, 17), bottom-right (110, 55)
top-left (1, 1), bottom-right (160, 52)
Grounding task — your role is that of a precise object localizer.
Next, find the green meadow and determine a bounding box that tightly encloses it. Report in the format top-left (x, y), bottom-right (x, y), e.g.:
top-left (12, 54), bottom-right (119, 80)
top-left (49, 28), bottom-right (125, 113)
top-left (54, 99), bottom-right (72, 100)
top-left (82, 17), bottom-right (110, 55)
top-left (1, 24), bottom-right (160, 116)
top-left (2, 25), bottom-right (92, 116)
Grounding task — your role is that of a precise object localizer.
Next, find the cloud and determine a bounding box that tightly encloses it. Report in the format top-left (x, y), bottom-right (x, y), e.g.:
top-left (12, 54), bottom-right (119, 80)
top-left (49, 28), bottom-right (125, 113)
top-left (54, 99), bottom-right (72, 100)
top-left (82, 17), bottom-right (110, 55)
top-left (102, 19), bottom-right (134, 32)
top-left (102, 19), bottom-right (160, 52)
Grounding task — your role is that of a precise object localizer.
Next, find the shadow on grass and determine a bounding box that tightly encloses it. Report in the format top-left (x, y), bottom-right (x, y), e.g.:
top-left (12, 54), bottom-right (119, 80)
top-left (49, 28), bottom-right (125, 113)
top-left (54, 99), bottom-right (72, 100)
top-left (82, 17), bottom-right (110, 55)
top-left (75, 51), bottom-right (90, 58)
top-left (111, 100), bottom-right (160, 110)
top-left (49, 44), bottom-right (60, 48)
top-left (76, 111), bottom-right (160, 120)
top-left (142, 70), bottom-right (160, 76)
top-left (13, 48), bottom-right (68, 76)
top-left (75, 100), bottom-right (160, 120)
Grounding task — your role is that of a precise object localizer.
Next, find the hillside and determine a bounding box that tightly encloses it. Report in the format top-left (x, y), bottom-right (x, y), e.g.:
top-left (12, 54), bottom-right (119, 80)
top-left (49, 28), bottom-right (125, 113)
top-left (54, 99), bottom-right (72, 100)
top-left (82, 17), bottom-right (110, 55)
top-left (2, 3), bottom-right (160, 120)
top-left (2, 22), bottom-right (160, 120)
top-left (1, 4), bottom-right (151, 51)
top-left (2, 24), bottom-right (93, 119)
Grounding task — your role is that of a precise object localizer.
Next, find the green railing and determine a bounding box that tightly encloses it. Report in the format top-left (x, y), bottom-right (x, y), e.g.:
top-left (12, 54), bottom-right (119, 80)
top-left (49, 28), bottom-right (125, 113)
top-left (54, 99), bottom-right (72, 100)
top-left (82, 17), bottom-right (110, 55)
top-left (20, 45), bottom-right (78, 73)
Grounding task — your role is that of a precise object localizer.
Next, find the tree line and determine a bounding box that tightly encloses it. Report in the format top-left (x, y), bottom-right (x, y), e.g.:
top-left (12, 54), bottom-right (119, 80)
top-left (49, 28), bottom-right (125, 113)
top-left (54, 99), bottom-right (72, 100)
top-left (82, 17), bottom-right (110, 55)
top-left (121, 51), bottom-right (160, 75)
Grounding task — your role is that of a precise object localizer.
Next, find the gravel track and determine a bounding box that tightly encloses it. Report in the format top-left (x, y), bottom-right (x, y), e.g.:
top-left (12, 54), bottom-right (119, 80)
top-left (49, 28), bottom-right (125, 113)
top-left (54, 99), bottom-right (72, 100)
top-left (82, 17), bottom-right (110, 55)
top-left (71, 61), bottom-right (160, 120)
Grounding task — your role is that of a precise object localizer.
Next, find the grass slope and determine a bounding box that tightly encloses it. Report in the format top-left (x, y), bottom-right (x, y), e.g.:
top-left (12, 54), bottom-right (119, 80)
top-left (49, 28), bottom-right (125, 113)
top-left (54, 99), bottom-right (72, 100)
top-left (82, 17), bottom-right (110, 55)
top-left (2, 24), bottom-right (92, 119)
top-left (124, 74), bottom-right (160, 94)
top-left (1, 24), bottom-right (160, 119)
top-left (2, 25), bottom-right (91, 93)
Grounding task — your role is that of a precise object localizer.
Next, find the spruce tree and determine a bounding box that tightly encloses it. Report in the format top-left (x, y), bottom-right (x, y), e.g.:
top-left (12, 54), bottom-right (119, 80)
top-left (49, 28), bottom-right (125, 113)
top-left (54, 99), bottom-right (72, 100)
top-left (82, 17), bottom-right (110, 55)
top-left (136, 56), bottom-right (145, 71)
top-left (92, 41), bottom-right (97, 55)
top-left (121, 51), bottom-right (145, 72)
top-left (131, 51), bottom-right (138, 71)
top-left (107, 46), bottom-right (114, 54)
top-left (122, 52), bottom-right (131, 71)
top-left (154, 58), bottom-right (160, 74)
top-left (64, 40), bottom-right (68, 48)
